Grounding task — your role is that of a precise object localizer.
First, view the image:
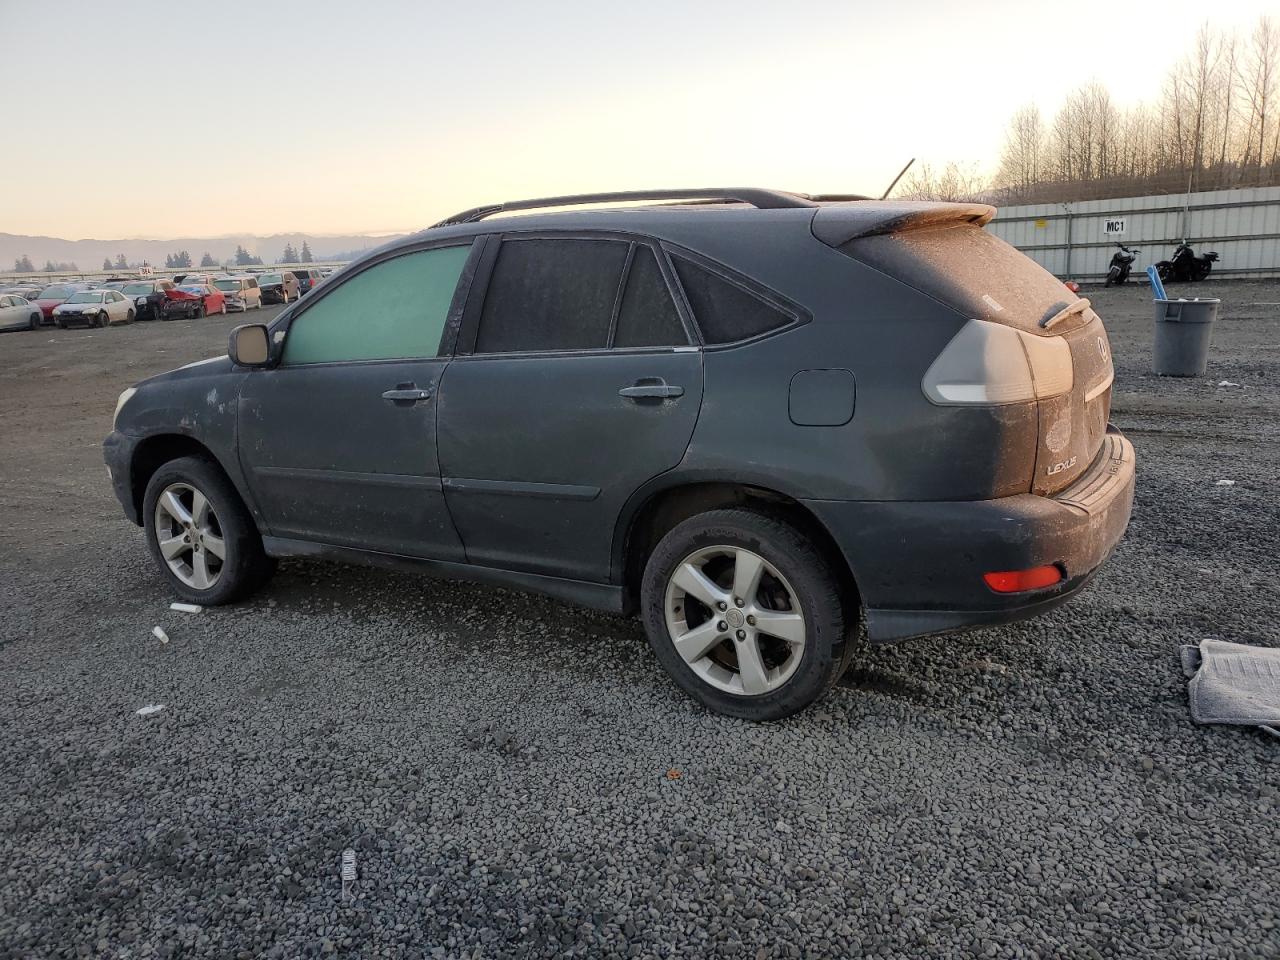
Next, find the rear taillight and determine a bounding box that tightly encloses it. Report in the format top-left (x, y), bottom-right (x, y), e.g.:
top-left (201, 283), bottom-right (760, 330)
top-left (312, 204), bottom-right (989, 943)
top-left (983, 565), bottom-right (1063, 593)
top-left (922, 318), bottom-right (1073, 406)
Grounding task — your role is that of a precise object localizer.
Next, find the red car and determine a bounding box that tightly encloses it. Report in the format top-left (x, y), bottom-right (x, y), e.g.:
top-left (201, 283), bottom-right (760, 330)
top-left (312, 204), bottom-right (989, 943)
top-left (160, 283), bottom-right (227, 320)
top-left (32, 283), bottom-right (90, 322)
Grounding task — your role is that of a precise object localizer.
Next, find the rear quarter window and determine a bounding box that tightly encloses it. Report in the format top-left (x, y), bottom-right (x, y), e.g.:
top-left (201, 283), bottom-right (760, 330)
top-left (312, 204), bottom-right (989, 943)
top-left (670, 256), bottom-right (794, 345)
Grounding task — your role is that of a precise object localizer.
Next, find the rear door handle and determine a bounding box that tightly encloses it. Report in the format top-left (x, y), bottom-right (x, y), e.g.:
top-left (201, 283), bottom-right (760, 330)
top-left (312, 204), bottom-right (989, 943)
top-left (619, 379), bottom-right (684, 400)
top-left (381, 384), bottom-right (432, 404)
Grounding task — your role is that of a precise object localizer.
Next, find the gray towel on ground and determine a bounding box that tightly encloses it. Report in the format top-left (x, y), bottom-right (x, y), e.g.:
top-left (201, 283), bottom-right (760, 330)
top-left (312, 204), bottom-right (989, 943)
top-left (1181, 639), bottom-right (1280, 739)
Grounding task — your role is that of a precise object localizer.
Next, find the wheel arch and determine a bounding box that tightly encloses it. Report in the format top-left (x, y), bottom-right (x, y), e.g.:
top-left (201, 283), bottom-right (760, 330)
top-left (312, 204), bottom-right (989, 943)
top-left (614, 477), bottom-right (861, 617)
top-left (128, 433), bottom-right (241, 524)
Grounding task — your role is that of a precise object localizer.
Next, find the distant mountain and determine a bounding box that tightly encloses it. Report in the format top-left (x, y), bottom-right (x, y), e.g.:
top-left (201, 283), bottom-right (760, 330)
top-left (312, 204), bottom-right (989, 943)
top-left (0, 231), bottom-right (407, 271)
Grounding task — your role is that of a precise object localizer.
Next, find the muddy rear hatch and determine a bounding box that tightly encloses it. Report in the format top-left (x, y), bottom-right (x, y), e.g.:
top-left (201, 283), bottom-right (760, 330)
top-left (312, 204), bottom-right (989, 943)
top-left (819, 206), bottom-right (1113, 495)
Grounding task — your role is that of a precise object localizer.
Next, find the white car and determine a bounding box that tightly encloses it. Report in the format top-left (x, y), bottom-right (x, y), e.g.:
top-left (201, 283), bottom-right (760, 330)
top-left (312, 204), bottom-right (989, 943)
top-left (52, 289), bottom-right (135, 328)
top-left (0, 294), bottom-right (43, 331)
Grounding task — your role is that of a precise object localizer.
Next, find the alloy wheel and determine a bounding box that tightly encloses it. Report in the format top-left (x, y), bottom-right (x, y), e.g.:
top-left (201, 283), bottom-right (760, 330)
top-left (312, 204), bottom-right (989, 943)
top-left (663, 545), bottom-right (806, 696)
top-left (153, 482), bottom-right (226, 590)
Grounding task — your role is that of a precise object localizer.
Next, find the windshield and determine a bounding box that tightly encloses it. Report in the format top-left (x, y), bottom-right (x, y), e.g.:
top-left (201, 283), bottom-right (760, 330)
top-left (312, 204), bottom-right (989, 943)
top-left (37, 285), bottom-right (73, 299)
top-left (258, 274), bottom-right (282, 284)
top-left (67, 292), bottom-right (104, 304)
top-left (123, 283), bottom-right (154, 295)
top-left (213, 279), bottom-right (240, 291)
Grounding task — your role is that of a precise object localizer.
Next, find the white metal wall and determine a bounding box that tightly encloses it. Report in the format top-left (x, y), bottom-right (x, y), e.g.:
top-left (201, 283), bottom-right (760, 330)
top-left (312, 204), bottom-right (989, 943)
top-left (987, 186), bottom-right (1280, 281)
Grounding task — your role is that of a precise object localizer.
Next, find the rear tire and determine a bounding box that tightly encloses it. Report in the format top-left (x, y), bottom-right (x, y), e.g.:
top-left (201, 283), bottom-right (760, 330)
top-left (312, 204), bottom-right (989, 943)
top-left (640, 508), bottom-right (851, 720)
top-left (29, 313), bottom-right (40, 330)
top-left (142, 455), bottom-right (276, 605)
top-left (126, 309), bottom-right (135, 323)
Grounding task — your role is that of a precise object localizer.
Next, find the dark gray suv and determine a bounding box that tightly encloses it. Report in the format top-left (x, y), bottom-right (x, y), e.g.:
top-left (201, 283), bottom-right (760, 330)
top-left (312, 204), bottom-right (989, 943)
top-left (104, 188), bottom-right (1135, 720)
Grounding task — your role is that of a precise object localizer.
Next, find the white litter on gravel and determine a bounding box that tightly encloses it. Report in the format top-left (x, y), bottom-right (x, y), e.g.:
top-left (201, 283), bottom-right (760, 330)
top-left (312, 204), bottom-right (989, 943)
top-left (341, 849), bottom-right (358, 901)
top-left (1215, 479), bottom-right (1236, 486)
top-left (136, 704), bottom-right (166, 717)
top-left (1218, 380), bottom-right (1241, 387)
top-left (151, 626), bottom-right (170, 644)
top-left (170, 603), bottom-right (203, 614)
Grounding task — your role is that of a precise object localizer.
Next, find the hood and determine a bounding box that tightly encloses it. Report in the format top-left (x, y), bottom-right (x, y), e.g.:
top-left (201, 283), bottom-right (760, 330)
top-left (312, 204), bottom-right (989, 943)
top-left (139, 354), bottom-right (236, 388)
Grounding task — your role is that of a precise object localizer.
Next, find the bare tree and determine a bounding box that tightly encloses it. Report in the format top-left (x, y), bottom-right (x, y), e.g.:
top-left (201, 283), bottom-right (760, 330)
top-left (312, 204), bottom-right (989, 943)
top-left (994, 104), bottom-right (1046, 199)
top-left (896, 162), bottom-right (988, 202)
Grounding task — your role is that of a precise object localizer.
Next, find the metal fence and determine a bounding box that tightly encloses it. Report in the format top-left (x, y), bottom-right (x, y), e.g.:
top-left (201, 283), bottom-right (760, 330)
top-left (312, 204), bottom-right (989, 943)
top-left (0, 262), bottom-right (351, 286)
top-left (986, 186), bottom-right (1280, 282)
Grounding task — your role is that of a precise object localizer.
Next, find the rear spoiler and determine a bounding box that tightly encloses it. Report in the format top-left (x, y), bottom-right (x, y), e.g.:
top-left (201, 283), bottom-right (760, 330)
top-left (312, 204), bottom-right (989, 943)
top-left (811, 200), bottom-right (996, 247)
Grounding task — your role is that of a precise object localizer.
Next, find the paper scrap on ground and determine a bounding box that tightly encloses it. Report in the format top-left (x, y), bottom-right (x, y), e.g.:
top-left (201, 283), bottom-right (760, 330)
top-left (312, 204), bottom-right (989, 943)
top-left (136, 704), bottom-right (166, 717)
top-left (1181, 639), bottom-right (1280, 738)
top-left (1218, 380), bottom-right (1241, 387)
top-left (1215, 479), bottom-right (1236, 486)
top-left (170, 602), bottom-right (203, 614)
top-left (152, 626), bottom-right (169, 644)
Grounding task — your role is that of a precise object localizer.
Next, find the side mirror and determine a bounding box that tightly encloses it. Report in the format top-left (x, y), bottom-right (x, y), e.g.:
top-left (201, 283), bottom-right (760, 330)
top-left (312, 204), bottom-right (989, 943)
top-left (228, 323), bottom-right (271, 367)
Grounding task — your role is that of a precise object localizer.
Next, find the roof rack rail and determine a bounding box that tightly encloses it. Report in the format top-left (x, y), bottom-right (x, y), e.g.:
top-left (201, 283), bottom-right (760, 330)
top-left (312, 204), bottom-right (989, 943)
top-left (431, 188), bottom-right (819, 227)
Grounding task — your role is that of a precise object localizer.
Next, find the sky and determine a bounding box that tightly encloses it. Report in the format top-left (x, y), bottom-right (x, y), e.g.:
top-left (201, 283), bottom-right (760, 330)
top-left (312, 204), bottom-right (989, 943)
top-left (1, 0), bottom-right (1275, 240)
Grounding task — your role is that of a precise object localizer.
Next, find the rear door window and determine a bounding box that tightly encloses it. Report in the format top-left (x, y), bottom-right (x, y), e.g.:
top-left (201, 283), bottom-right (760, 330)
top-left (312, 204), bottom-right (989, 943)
top-left (475, 239), bottom-right (628, 353)
top-left (282, 244), bottom-right (471, 365)
top-left (613, 246), bottom-right (689, 348)
top-left (670, 256), bottom-right (794, 344)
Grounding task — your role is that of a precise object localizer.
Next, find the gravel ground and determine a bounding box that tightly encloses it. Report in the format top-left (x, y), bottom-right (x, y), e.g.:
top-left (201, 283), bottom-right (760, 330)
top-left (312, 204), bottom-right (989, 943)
top-left (1, 282), bottom-right (1277, 959)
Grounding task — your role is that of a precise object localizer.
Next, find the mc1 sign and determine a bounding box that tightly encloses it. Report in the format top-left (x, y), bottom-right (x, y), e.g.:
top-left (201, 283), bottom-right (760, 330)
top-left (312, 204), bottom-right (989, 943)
top-left (1104, 218), bottom-right (1127, 236)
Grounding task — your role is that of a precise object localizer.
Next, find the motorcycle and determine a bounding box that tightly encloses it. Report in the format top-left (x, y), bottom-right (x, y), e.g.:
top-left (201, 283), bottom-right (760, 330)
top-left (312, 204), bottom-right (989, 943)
top-left (1104, 243), bottom-right (1139, 286)
top-left (1155, 242), bottom-right (1219, 283)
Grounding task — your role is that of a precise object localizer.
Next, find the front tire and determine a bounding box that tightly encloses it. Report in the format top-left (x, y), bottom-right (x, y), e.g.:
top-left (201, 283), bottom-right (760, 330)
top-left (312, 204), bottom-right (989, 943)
top-left (640, 508), bottom-right (851, 720)
top-left (143, 456), bottom-right (275, 605)
top-left (126, 309), bottom-right (135, 323)
top-left (97, 311), bottom-right (109, 328)
top-left (29, 313), bottom-right (40, 330)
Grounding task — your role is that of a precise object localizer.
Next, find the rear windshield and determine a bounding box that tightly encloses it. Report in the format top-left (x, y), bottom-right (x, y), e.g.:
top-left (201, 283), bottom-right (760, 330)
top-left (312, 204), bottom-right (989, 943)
top-left (259, 273), bottom-right (282, 284)
top-left (840, 224), bottom-right (1077, 333)
top-left (38, 285), bottom-right (74, 299)
top-left (213, 279), bottom-right (240, 291)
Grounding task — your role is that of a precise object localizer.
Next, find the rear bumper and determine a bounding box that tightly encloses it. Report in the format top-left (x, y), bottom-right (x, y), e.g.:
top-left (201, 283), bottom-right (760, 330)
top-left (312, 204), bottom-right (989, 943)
top-left (804, 426), bottom-right (1136, 643)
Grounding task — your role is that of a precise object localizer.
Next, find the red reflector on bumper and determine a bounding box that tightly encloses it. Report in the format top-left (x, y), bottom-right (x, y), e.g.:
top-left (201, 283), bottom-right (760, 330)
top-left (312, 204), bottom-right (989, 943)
top-left (983, 565), bottom-right (1063, 593)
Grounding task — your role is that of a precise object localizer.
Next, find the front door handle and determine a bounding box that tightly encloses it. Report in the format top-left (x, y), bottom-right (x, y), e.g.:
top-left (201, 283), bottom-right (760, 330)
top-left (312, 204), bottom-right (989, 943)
top-left (381, 384), bottom-right (432, 404)
top-left (619, 378), bottom-right (685, 400)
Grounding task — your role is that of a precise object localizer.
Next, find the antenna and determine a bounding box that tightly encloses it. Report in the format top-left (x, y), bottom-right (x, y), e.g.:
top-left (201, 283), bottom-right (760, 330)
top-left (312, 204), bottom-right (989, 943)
top-left (880, 158), bottom-right (916, 200)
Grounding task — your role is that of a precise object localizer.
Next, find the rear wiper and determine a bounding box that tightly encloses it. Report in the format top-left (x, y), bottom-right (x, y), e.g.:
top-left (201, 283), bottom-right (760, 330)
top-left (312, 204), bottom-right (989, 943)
top-left (1040, 298), bottom-right (1091, 331)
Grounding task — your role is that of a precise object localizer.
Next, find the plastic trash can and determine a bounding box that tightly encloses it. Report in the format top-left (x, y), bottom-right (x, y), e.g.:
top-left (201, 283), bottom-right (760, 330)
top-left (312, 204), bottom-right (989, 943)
top-left (1153, 298), bottom-right (1218, 377)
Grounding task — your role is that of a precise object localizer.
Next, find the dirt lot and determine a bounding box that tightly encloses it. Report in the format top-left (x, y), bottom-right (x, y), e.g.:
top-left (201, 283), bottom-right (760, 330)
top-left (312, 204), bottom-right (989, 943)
top-left (1, 282), bottom-right (1277, 959)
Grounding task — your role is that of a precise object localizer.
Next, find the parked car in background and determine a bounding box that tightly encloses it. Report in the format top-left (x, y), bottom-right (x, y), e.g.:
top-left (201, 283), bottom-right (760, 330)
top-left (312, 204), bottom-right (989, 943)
top-left (291, 268), bottom-right (324, 295)
top-left (1, 284), bottom-right (43, 301)
top-left (161, 284), bottom-right (226, 319)
top-left (53, 289), bottom-right (135, 328)
top-left (256, 271), bottom-right (299, 304)
top-left (103, 188), bottom-right (1134, 720)
top-left (33, 283), bottom-right (90, 323)
top-left (122, 279), bottom-right (176, 320)
top-left (0, 294), bottom-right (43, 331)
top-left (211, 275), bottom-right (261, 312)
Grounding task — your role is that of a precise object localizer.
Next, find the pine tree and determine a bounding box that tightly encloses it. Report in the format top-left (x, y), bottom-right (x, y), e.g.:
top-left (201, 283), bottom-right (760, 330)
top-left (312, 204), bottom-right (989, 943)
top-left (300, 241), bottom-right (313, 263)
top-left (16, 255), bottom-right (35, 272)
top-left (235, 245), bottom-right (255, 266)
top-left (44, 261), bottom-right (57, 272)
top-left (115, 254), bottom-right (128, 270)
top-left (200, 252), bottom-right (217, 267)
top-left (281, 243), bottom-right (298, 263)
top-left (103, 257), bottom-right (113, 271)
